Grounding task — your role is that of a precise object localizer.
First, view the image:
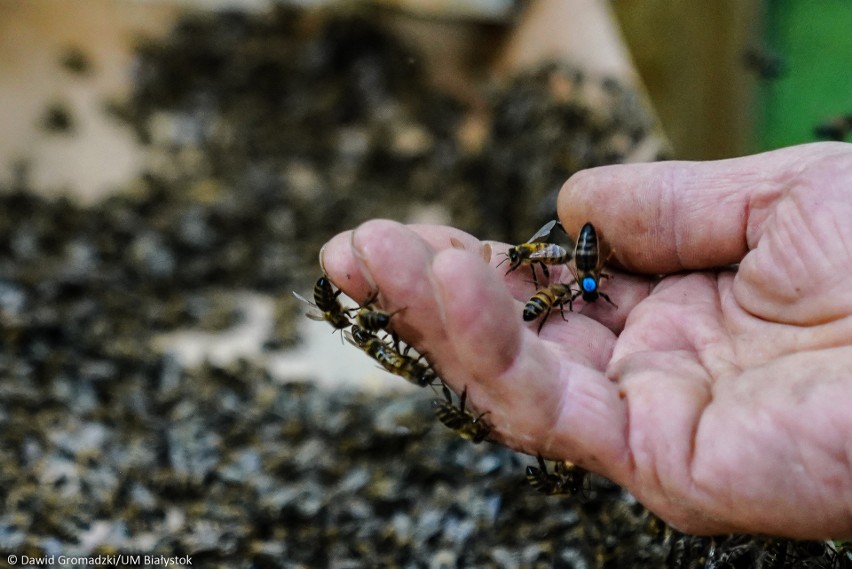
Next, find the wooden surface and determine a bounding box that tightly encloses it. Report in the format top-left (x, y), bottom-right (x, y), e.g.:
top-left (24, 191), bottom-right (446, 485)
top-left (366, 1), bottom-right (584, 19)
top-left (612, 0), bottom-right (762, 160)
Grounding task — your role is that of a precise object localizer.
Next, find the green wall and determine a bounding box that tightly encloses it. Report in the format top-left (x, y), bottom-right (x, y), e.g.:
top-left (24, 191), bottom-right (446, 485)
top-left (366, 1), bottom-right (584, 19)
top-left (758, 0), bottom-right (852, 150)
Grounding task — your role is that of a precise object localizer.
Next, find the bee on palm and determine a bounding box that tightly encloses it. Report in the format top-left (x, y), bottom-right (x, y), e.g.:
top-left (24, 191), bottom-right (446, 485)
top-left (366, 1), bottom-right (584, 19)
top-left (523, 282), bottom-right (577, 334)
top-left (432, 384), bottom-right (491, 443)
top-left (567, 222), bottom-right (617, 309)
top-left (498, 219), bottom-right (572, 287)
top-left (345, 325), bottom-right (438, 388)
top-left (525, 454), bottom-right (589, 497)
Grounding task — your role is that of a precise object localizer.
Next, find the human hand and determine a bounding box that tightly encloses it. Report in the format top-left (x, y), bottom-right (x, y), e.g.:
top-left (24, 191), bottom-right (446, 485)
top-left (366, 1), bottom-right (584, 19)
top-left (319, 141), bottom-right (852, 539)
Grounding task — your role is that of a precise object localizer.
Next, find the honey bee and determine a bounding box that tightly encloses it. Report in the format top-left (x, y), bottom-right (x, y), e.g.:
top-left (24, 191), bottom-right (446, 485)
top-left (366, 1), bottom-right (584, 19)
top-left (523, 282), bottom-right (576, 333)
top-left (432, 384), bottom-right (491, 443)
top-left (345, 325), bottom-right (437, 387)
top-left (568, 222), bottom-right (617, 308)
top-left (814, 115), bottom-right (852, 141)
top-left (759, 539), bottom-right (791, 569)
top-left (525, 454), bottom-right (589, 496)
top-left (834, 540), bottom-right (852, 568)
top-left (351, 291), bottom-right (403, 334)
top-left (292, 276), bottom-right (352, 331)
top-left (742, 46), bottom-right (786, 80)
top-left (498, 220), bottom-right (572, 287)
top-left (352, 307), bottom-right (394, 332)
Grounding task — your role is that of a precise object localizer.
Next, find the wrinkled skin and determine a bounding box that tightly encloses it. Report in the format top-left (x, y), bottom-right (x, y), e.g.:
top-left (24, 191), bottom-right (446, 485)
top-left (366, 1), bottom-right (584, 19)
top-left (320, 142), bottom-right (852, 539)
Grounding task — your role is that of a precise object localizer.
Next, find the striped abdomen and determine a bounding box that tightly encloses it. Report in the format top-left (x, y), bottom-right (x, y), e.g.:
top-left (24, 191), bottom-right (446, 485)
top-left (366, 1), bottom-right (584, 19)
top-left (523, 283), bottom-right (573, 321)
top-left (573, 222), bottom-right (599, 273)
top-left (355, 308), bottom-right (392, 332)
top-left (313, 276), bottom-right (351, 329)
top-left (528, 242), bottom-right (571, 265)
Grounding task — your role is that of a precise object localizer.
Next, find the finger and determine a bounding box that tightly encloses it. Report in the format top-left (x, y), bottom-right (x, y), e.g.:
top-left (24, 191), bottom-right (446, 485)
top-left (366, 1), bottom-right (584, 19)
top-left (557, 143), bottom-right (841, 273)
top-left (344, 219), bottom-right (447, 346)
top-left (322, 222), bottom-right (654, 334)
top-left (430, 248), bottom-right (631, 473)
top-left (323, 221), bottom-right (632, 473)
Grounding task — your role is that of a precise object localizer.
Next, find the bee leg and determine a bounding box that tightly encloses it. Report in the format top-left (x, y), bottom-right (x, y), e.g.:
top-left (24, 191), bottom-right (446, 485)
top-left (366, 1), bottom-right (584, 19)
top-left (599, 291), bottom-right (618, 309)
top-left (557, 300), bottom-right (573, 323)
top-left (536, 305), bottom-right (553, 334)
top-left (362, 289), bottom-right (380, 307)
top-left (420, 369), bottom-right (440, 390)
top-left (388, 331), bottom-right (402, 351)
top-left (599, 271), bottom-right (612, 281)
top-left (441, 383), bottom-right (453, 402)
top-left (529, 264), bottom-right (540, 288)
top-left (458, 386), bottom-right (468, 412)
top-left (472, 411), bottom-right (491, 443)
top-left (540, 263), bottom-right (550, 283)
top-left (570, 289), bottom-right (582, 306)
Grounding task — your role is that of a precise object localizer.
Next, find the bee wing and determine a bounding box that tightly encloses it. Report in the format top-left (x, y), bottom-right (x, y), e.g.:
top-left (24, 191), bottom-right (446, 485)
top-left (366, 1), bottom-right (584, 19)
top-left (292, 290), bottom-right (316, 307)
top-left (525, 219), bottom-right (558, 243)
top-left (527, 243), bottom-right (571, 261)
top-left (344, 329), bottom-right (359, 349)
top-left (292, 291), bottom-right (326, 320)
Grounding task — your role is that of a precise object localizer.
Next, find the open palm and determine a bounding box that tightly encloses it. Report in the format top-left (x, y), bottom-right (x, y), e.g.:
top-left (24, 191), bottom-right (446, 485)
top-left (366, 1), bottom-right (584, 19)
top-left (321, 142), bottom-right (852, 539)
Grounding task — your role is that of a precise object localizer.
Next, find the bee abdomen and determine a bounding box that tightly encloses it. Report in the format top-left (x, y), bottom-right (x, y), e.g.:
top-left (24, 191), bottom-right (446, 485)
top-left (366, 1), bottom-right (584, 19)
top-left (356, 309), bottom-right (390, 331)
top-left (433, 402), bottom-right (465, 429)
top-left (523, 294), bottom-right (551, 321)
top-left (574, 223), bottom-right (599, 271)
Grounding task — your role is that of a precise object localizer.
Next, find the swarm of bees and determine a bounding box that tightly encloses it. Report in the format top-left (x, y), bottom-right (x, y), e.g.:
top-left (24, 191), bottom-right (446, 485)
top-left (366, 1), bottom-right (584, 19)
top-left (294, 218), bottom-right (617, 498)
top-left (293, 275), bottom-right (493, 443)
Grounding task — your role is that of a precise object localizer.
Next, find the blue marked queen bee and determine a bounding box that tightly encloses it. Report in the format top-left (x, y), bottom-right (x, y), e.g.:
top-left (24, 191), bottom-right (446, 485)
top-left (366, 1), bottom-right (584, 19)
top-left (568, 222), bottom-right (617, 309)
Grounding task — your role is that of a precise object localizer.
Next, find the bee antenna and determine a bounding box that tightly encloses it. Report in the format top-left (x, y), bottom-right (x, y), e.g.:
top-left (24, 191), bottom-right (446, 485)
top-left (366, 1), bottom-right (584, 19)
top-left (495, 255), bottom-right (509, 268)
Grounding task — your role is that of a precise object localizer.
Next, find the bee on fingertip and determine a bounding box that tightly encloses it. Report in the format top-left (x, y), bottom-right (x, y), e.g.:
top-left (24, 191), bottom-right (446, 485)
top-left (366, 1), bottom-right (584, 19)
top-left (292, 276), bottom-right (353, 332)
top-left (498, 219), bottom-right (572, 288)
top-left (568, 222), bottom-right (617, 309)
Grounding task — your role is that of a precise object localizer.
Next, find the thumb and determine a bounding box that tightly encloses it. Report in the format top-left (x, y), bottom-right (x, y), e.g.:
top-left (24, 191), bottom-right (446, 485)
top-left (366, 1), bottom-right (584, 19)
top-left (556, 143), bottom-right (837, 274)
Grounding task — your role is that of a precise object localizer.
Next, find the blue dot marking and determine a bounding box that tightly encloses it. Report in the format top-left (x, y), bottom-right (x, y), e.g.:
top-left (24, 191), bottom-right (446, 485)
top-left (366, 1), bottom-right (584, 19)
top-left (582, 277), bottom-right (597, 293)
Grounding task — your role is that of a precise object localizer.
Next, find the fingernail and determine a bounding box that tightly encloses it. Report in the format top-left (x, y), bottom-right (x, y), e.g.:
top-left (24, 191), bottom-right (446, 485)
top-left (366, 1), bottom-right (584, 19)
top-left (350, 226), bottom-right (379, 296)
top-left (318, 242), bottom-right (329, 276)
